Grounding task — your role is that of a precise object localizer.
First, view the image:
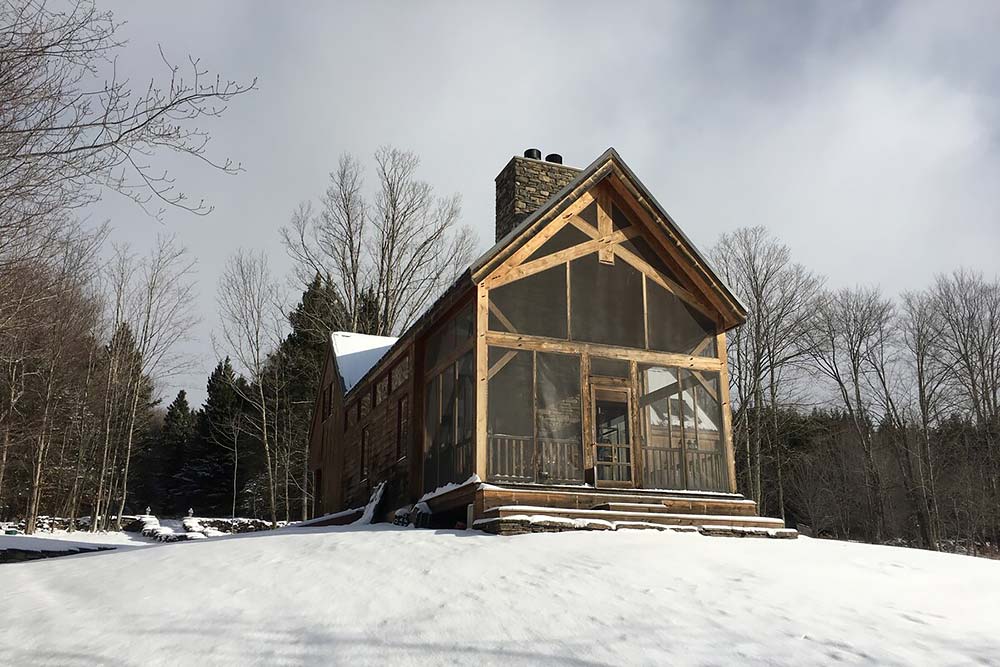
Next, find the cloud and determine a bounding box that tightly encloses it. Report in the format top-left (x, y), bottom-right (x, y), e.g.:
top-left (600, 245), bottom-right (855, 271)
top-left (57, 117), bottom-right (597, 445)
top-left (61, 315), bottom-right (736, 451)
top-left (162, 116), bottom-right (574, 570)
top-left (91, 0), bottom-right (1000, 405)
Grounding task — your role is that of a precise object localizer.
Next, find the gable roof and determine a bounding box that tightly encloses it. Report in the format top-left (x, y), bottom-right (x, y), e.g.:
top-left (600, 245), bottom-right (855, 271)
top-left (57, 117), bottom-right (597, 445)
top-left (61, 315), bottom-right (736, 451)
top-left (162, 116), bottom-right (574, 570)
top-left (471, 147), bottom-right (748, 329)
top-left (326, 147), bottom-right (747, 401)
top-left (330, 332), bottom-right (398, 392)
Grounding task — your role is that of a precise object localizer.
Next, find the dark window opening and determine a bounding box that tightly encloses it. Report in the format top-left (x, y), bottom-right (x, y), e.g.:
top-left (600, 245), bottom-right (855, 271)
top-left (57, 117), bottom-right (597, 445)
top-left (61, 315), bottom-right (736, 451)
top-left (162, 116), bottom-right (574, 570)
top-left (590, 356), bottom-right (629, 379)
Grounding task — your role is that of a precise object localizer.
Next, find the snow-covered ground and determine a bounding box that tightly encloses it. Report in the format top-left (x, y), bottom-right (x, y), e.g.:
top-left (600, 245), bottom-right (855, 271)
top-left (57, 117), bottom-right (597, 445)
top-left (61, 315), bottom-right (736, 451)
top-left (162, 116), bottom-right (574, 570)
top-left (1, 528), bottom-right (156, 549)
top-left (2, 526), bottom-right (998, 665)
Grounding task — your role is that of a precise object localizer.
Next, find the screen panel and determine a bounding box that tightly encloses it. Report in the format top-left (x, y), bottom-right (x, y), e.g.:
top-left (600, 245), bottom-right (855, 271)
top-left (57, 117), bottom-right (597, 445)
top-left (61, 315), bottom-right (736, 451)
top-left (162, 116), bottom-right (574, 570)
top-left (486, 348), bottom-right (535, 483)
top-left (489, 265), bottom-right (567, 339)
top-left (570, 253), bottom-right (644, 348)
top-left (646, 280), bottom-right (717, 356)
top-left (535, 352), bottom-right (583, 483)
top-left (525, 224), bottom-right (593, 263)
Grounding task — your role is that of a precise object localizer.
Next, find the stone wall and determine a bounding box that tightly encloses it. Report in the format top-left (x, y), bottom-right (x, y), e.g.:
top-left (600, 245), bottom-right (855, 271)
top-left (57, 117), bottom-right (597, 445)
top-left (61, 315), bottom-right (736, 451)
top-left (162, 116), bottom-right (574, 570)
top-left (495, 156), bottom-right (580, 242)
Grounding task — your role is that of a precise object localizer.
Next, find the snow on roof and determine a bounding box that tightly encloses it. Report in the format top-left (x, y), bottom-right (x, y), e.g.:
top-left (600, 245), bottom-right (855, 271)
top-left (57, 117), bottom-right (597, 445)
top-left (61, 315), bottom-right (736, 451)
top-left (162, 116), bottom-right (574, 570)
top-left (330, 332), bottom-right (398, 393)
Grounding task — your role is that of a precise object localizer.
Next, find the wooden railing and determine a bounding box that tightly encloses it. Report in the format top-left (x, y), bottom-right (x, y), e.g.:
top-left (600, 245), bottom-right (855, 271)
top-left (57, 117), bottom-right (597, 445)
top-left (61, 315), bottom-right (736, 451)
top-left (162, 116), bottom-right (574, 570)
top-left (488, 435), bottom-right (583, 484)
top-left (641, 447), bottom-right (727, 492)
top-left (684, 450), bottom-right (727, 492)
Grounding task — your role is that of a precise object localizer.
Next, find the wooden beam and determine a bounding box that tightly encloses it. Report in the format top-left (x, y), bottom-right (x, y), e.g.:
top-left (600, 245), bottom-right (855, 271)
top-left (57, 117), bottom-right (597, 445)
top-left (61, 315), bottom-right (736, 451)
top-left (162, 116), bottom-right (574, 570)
top-left (597, 185), bottom-right (614, 264)
top-left (489, 190), bottom-right (596, 284)
top-left (487, 349), bottom-right (519, 381)
top-left (487, 300), bottom-right (517, 334)
top-left (474, 164), bottom-right (614, 281)
top-left (485, 331), bottom-right (724, 372)
top-left (486, 225), bottom-right (641, 289)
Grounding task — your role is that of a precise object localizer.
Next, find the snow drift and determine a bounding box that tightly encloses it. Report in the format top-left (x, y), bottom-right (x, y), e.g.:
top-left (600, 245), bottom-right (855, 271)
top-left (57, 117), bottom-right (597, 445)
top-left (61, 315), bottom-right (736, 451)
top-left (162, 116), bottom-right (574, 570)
top-left (1, 525), bottom-right (998, 665)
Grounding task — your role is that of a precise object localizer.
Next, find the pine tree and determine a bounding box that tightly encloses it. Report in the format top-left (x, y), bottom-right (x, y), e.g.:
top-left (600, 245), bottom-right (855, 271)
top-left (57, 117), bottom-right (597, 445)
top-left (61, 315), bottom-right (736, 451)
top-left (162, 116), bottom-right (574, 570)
top-left (196, 358), bottom-right (250, 517)
top-left (157, 390), bottom-right (196, 515)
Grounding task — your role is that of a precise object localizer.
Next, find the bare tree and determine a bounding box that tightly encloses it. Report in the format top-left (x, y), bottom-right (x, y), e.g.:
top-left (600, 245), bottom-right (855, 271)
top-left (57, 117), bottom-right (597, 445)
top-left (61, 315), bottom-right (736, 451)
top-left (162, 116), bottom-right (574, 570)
top-left (805, 286), bottom-right (895, 542)
top-left (216, 250), bottom-right (285, 526)
top-left (711, 227), bottom-right (822, 514)
top-left (281, 146), bottom-right (477, 336)
top-left (0, 0), bottom-right (256, 224)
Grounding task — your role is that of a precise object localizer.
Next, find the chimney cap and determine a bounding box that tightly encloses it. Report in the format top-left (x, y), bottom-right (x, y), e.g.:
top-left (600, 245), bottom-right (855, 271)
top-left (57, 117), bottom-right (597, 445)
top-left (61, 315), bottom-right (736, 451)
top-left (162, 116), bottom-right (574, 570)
top-left (523, 148), bottom-right (542, 160)
top-left (545, 153), bottom-right (563, 164)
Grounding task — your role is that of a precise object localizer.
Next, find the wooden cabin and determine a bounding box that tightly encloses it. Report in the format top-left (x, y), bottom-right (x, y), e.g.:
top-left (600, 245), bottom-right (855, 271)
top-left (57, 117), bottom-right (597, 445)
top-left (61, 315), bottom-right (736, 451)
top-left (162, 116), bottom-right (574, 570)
top-left (307, 148), bottom-right (792, 536)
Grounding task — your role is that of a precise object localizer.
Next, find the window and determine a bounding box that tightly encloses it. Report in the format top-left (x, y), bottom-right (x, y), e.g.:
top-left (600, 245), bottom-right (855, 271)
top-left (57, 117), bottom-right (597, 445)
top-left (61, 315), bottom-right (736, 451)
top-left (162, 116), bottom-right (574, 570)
top-left (422, 350), bottom-right (475, 494)
top-left (391, 356), bottom-right (410, 392)
top-left (376, 376), bottom-right (389, 405)
top-left (425, 303), bottom-right (474, 370)
top-left (345, 401), bottom-right (356, 430)
top-left (312, 468), bottom-right (323, 517)
top-left (321, 384), bottom-right (332, 421)
top-left (396, 395), bottom-right (409, 461)
top-left (360, 426), bottom-right (370, 481)
top-left (360, 393), bottom-right (371, 420)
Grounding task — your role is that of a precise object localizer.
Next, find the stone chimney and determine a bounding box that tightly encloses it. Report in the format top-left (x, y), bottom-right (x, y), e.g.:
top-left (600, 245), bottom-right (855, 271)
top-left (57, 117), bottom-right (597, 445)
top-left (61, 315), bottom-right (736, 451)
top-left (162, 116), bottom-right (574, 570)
top-left (495, 149), bottom-right (580, 242)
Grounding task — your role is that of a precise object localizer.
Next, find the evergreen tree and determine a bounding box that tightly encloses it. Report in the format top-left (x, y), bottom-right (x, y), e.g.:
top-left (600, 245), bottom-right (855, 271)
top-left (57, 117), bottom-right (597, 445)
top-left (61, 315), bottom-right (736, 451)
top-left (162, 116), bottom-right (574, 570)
top-left (195, 358), bottom-right (251, 517)
top-left (156, 390), bottom-right (196, 515)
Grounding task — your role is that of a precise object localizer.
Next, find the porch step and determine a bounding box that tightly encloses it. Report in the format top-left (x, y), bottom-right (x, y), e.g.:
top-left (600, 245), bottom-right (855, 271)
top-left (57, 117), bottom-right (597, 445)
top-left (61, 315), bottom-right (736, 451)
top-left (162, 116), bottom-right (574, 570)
top-left (481, 505), bottom-right (788, 531)
top-left (591, 500), bottom-right (757, 517)
top-left (482, 486), bottom-right (759, 518)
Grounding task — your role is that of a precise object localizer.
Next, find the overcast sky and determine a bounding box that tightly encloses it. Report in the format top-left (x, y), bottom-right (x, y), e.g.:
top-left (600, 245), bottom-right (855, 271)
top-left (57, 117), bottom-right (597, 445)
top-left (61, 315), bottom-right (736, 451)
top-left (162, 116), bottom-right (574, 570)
top-left (90, 1), bottom-right (1000, 406)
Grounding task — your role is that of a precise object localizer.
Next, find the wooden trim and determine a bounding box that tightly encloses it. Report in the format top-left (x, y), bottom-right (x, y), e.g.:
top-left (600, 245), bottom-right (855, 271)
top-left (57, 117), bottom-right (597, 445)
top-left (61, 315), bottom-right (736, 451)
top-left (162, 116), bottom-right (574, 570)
top-left (716, 331), bottom-right (737, 494)
top-left (475, 283), bottom-right (489, 482)
top-left (565, 262), bottom-right (571, 339)
top-left (485, 331), bottom-right (723, 371)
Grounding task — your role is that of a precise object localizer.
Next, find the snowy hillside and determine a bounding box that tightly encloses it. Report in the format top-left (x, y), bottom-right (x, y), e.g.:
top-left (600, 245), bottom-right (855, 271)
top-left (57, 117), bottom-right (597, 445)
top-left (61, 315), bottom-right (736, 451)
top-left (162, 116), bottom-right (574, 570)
top-left (2, 526), bottom-right (998, 666)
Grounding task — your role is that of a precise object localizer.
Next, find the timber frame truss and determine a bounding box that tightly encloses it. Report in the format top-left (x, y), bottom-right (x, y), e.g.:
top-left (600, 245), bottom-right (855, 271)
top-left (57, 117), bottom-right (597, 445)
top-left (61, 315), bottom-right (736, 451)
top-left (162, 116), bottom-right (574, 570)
top-left (472, 165), bottom-right (741, 493)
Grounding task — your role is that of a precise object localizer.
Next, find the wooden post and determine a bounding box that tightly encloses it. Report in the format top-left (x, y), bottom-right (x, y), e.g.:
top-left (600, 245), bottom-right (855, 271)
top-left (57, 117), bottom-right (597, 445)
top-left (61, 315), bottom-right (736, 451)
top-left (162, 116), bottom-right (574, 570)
top-left (716, 331), bottom-right (738, 494)
top-left (629, 360), bottom-right (642, 488)
top-left (474, 283), bottom-right (489, 489)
